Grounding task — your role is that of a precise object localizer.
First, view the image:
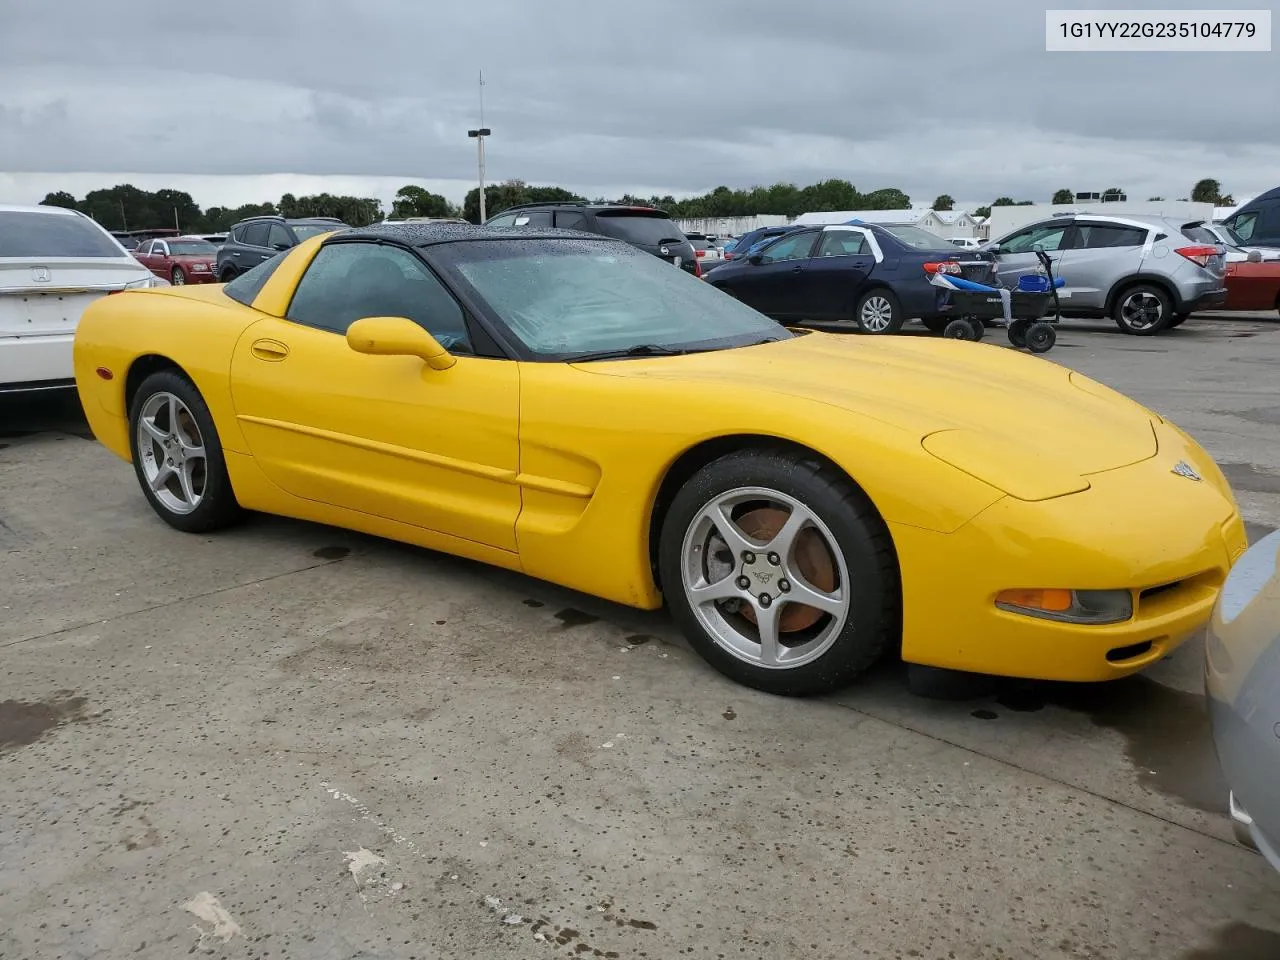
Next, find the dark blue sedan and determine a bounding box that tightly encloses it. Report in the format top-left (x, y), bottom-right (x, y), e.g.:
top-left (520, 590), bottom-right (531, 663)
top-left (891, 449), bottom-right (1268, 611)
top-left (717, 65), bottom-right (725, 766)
top-left (705, 222), bottom-right (995, 334)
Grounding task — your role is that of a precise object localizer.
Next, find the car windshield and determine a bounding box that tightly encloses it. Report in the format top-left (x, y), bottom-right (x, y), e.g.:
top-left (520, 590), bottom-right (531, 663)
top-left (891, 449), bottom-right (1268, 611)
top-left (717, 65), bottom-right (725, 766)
top-left (437, 238), bottom-right (791, 359)
top-left (0, 211), bottom-right (127, 258)
top-left (169, 240), bottom-right (217, 256)
top-left (593, 212), bottom-right (686, 246)
top-left (880, 225), bottom-right (955, 250)
top-left (291, 224), bottom-right (345, 241)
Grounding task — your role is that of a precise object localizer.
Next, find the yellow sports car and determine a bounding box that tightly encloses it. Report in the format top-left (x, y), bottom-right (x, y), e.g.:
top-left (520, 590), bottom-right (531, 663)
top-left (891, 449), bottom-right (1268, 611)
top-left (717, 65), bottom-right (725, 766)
top-left (73, 223), bottom-right (1247, 696)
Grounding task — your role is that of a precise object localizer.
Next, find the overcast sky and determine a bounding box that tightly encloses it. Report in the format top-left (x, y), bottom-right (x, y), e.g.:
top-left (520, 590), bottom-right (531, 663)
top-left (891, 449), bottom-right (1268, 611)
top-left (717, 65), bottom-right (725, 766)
top-left (1, 0), bottom-right (1276, 213)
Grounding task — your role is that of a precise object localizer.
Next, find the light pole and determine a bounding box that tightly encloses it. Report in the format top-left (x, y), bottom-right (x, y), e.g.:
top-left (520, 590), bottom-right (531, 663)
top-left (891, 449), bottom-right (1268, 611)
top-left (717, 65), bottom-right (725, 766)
top-left (468, 126), bottom-right (490, 222)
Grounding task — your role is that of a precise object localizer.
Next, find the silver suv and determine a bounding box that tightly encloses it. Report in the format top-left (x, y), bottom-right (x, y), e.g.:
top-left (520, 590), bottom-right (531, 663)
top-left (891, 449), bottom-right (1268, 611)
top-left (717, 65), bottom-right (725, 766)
top-left (985, 214), bottom-right (1227, 335)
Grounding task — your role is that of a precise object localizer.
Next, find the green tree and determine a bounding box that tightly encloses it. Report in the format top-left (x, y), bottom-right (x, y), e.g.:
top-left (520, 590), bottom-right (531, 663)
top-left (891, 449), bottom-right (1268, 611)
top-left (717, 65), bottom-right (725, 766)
top-left (932, 194), bottom-right (954, 211)
top-left (973, 205), bottom-right (991, 218)
top-left (1147, 196), bottom-right (1165, 201)
top-left (391, 185), bottom-right (455, 219)
top-left (1191, 178), bottom-right (1221, 203)
top-left (991, 197), bottom-right (1016, 207)
top-left (40, 191), bottom-right (79, 210)
top-left (1051, 188), bottom-right (1074, 204)
top-left (1102, 187), bottom-right (1125, 201)
top-left (862, 187), bottom-right (910, 210)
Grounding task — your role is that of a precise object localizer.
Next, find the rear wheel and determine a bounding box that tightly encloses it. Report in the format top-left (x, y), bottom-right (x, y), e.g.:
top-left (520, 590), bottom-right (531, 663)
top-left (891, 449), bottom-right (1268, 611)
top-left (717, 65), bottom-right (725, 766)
top-left (854, 290), bottom-right (904, 334)
top-left (943, 318), bottom-right (975, 340)
top-left (1114, 284), bottom-right (1173, 335)
top-left (659, 449), bottom-right (899, 696)
top-left (129, 371), bottom-right (242, 533)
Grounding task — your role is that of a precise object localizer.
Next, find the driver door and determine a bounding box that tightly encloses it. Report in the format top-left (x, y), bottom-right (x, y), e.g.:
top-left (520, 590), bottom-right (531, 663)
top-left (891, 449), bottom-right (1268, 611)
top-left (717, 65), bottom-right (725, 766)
top-left (729, 230), bottom-right (820, 317)
top-left (229, 240), bottom-right (521, 552)
top-left (991, 220), bottom-right (1073, 291)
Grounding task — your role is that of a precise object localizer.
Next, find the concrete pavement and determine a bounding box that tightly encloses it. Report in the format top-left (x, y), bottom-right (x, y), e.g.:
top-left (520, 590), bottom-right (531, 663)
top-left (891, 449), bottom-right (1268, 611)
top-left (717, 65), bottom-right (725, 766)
top-left (2, 313), bottom-right (1279, 960)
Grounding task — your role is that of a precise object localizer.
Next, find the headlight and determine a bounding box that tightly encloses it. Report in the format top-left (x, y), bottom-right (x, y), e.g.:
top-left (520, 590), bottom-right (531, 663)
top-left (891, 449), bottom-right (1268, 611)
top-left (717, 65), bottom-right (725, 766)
top-left (995, 588), bottom-right (1133, 624)
top-left (192, 263), bottom-right (210, 272)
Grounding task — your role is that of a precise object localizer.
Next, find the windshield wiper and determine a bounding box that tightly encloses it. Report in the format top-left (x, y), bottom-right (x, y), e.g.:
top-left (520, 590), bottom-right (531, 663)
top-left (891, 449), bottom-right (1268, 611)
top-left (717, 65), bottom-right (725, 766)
top-left (568, 344), bottom-right (704, 362)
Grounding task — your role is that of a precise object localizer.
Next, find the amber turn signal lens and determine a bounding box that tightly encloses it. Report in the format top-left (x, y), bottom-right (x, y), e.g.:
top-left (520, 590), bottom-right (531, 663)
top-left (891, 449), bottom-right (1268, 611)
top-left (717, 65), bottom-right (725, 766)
top-left (996, 588), bottom-right (1073, 612)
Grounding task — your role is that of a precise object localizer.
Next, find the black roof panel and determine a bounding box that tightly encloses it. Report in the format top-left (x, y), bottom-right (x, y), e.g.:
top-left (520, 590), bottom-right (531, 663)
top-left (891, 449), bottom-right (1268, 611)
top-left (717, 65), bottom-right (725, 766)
top-left (334, 222), bottom-right (619, 248)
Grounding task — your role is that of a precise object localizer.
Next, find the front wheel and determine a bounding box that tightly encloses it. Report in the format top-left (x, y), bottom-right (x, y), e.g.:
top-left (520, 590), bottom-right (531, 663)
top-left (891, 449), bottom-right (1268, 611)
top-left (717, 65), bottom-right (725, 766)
top-left (659, 449), bottom-right (899, 696)
top-left (217, 265), bottom-right (237, 282)
top-left (129, 370), bottom-right (243, 533)
top-left (943, 318), bottom-right (976, 340)
top-left (854, 290), bottom-right (904, 335)
top-left (171, 266), bottom-right (186, 285)
top-left (1114, 284), bottom-right (1173, 335)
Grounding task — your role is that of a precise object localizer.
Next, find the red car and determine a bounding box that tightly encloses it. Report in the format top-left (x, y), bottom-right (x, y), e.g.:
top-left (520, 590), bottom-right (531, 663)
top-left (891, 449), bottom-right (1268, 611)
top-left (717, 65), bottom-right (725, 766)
top-left (133, 235), bottom-right (220, 285)
top-left (1224, 256), bottom-right (1280, 313)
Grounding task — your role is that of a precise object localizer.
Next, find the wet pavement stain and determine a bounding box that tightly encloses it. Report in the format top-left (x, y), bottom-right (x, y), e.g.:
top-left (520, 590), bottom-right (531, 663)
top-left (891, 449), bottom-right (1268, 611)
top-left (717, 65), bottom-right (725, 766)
top-left (996, 676), bottom-right (1226, 812)
top-left (624, 634), bottom-right (651, 646)
top-left (1219, 462), bottom-right (1280, 495)
top-left (312, 545), bottom-right (351, 560)
top-left (722, 707), bottom-right (737, 720)
top-left (0, 692), bottom-right (89, 753)
top-left (554, 608), bottom-right (599, 629)
top-left (970, 709), bottom-right (999, 721)
top-left (1232, 405), bottom-right (1280, 427)
top-left (523, 598), bottom-right (545, 608)
top-left (1180, 922), bottom-right (1280, 959)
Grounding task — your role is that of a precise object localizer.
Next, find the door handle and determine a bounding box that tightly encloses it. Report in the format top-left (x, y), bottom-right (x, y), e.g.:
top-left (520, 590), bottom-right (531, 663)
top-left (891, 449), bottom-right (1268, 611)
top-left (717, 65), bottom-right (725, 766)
top-left (791, 265), bottom-right (803, 272)
top-left (232, 252), bottom-right (241, 257)
top-left (250, 338), bottom-right (289, 361)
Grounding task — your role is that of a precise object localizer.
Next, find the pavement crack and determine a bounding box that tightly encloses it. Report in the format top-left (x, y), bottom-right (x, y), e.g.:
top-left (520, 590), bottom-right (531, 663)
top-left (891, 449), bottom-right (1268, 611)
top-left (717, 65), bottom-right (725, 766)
top-left (1, 557), bottom-right (348, 649)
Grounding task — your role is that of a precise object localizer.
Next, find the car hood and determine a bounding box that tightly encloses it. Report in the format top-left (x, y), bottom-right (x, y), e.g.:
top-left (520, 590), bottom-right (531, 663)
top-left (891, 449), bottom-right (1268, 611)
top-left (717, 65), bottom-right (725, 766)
top-left (573, 331), bottom-right (1159, 486)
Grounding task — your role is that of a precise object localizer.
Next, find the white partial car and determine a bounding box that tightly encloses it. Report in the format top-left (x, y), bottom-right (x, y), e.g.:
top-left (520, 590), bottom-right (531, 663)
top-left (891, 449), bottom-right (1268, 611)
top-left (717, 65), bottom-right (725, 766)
top-left (1, 204), bottom-right (168, 392)
top-left (947, 237), bottom-right (983, 249)
top-left (1188, 221), bottom-right (1280, 263)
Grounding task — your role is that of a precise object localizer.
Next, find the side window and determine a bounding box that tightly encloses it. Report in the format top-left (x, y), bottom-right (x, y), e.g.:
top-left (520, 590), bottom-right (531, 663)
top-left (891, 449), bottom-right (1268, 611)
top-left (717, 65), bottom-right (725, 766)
top-left (1074, 224), bottom-right (1146, 248)
top-left (286, 243), bottom-right (473, 352)
top-left (243, 222), bottom-right (270, 247)
top-left (1229, 212), bottom-right (1257, 242)
top-left (1000, 223), bottom-right (1067, 254)
top-left (267, 223), bottom-right (292, 250)
top-left (155, 241), bottom-right (169, 256)
top-left (1256, 202), bottom-right (1280, 239)
top-left (487, 214), bottom-right (517, 227)
top-left (141, 240), bottom-right (156, 255)
top-left (555, 211), bottom-right (588, 231)
top-left (223, 253), bottom-right (287, 305)
top-left (229, 225), bottom-right (244, 243)
top-left (816, 231), bottom-right (867, 257)
top-left (758, 231), bottom-right (818, 262)
top-left (522, 210), bottom-right (554, 227)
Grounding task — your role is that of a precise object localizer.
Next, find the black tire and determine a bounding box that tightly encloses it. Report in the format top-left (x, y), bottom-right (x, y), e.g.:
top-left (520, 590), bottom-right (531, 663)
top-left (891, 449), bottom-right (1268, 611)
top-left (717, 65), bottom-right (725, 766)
top-left (128, 370), bottom-right (243, 533)
top-left (659, 448), bottom-right (900, 696)
top-left (218, 265), bottom-right (237, 282)
top-left (1008, 318), bottom-right (1031, 347)
top-left (171, 266), bottom-right (186, 286)
top-left (1169, 313), bottom-right (1190, 328)
top-left (922, 317), bottom-right (949, 334)
top-left (966, 317), bottom-right (986, 340)
top-left (943, 318), bottom-right (975, 340)
top-left (1025, 322), bottom-right (1056, 353)
top-left (854, 289), bottom-right (905, 335)
top-left (1113, 283), bottom-right (1173, 335)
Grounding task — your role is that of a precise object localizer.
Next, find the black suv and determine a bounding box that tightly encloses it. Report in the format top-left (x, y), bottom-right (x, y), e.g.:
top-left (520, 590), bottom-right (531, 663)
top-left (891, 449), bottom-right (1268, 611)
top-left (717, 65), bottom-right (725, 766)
top-left (485, 202), bottom-right (698, 274)
top-left (216, 215), bottom-right (349, 280)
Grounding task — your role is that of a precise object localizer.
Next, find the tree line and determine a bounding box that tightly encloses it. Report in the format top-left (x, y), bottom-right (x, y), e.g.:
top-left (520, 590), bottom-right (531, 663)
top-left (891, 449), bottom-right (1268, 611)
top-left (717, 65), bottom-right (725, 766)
top-left (40, 177), bottom-right (1237, 233)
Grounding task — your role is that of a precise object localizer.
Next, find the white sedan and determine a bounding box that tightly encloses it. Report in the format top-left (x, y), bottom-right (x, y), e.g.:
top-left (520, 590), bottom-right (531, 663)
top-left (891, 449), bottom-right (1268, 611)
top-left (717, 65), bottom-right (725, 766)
top-left (1, 204), bottom-right (167, 392)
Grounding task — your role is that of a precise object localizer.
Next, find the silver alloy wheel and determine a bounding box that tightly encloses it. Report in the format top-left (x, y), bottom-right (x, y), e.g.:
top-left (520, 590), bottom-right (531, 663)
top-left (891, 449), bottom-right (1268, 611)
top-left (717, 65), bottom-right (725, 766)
top-left (172, 268), bottom-right (186, 285)
top-left (680, 486), bottom-right (851, 670)
top-left (1120, 291), bottom-right (1163, 330)
top-left (136, 391), bottom-right (207, 515)
top-left (860, 295), bottom-right (894, 332)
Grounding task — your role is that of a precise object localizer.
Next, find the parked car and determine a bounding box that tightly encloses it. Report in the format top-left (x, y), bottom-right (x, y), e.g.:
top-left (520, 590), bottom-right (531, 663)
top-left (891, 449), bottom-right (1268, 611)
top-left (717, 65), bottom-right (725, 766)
top-left (194, 233), bottom-right (228, 247)
top-left (705, 222), bottom-right (995, 334)
top-left (485, 202), bottom-right (698, 275)
top-left (0, 203), bottom-right (166, 392)
top-left (74, 222), bottom-right (1244, 697)
top-left (1206, 528), bottom-right (1280, 874)
top-left (1184, 221), bottom-right (1280, 263)
top-left (215, 215), bottom-right (348, 281)
top-left (134, 236), bottom-right (220, 285)
top-left (984, 214), bottom-right (1227, 335)
top-left (947, 237), bottom-right (983, 249)
top-left (685, 231), bottom-right (724, 269)
top-left (723, 225), bottom-right (801, 262)
top-left (1220, 186), bottom-right (1280, 251)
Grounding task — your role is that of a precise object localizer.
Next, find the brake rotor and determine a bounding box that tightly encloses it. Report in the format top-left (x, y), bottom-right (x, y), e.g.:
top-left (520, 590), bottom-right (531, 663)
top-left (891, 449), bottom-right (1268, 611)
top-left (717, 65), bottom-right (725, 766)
top-left (735, 507), bottom-right (837, 633)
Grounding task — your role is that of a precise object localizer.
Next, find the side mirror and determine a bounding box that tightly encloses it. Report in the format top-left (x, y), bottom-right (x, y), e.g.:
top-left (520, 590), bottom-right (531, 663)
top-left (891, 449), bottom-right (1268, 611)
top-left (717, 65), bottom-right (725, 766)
top-left (748, 253), bottom-right (763, 264)
top-left (1247, 249), bottom-right (1263, 263)
top-left (346, 316), bottom-right (456, 370)
top-left (273, 241), bottom-right (292, 251)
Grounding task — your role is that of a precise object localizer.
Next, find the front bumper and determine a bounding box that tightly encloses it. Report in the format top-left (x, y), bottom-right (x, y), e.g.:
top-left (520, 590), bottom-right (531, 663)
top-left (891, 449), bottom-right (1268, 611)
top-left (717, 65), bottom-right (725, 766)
top-left (892, 430), bottom-right (1243, 682)
top-left (1229, 792), bottom-right (1280, 873)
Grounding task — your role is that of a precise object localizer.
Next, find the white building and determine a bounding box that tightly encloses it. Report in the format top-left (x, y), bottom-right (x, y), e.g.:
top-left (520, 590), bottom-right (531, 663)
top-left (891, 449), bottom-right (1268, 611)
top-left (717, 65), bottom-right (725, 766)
top-left (791, 208), bottom-right (981, 238)
top-left (673, 214), bottom-right (788, 237)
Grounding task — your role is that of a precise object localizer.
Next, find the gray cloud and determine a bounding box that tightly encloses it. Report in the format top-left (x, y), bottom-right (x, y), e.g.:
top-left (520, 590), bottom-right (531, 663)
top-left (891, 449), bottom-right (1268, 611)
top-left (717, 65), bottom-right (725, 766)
top-left (1, 0), bottom-right (1277, 205)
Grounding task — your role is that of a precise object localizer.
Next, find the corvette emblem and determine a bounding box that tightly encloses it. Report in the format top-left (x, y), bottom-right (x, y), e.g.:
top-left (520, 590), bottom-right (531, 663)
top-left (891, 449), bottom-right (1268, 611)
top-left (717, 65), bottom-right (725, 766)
top-left (659, 245), bottom-right (670, 256)
top-left (1172, 461), bottom-right (1202, 481)
top-left (31, 266), bottom-right (50, 282)
top-left (754, 571), bottom-right (774, 583)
